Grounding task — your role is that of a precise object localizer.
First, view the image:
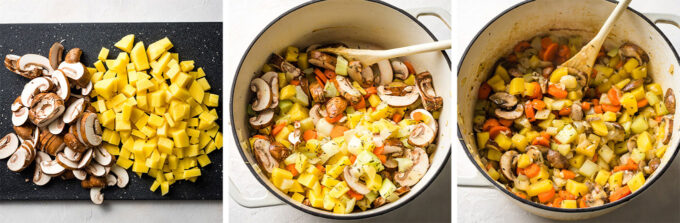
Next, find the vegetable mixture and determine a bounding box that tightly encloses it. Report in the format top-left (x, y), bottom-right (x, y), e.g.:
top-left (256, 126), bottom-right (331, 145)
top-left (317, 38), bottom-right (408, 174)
top-left (474, 34), bottom-right (675, 208)
top-left (247, 44), bottom-right (443, 213)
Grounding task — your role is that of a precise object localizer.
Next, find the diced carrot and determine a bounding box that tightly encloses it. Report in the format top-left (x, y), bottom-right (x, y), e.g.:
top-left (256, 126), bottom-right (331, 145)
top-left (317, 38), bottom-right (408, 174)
top-left (413, 112), bottom-right (424, 122)
top-left (559, 190), bottom-right (577, 200)
top-left (532, 132), bottom-right (551, 146)
top-left (616, 59), bottom-right (624, 69)
top-left (315, 76), bottom-right (325, 86)
top-left (514, 41), bottom-right (531, 53)
top-left (489, 126), bottom-right (510, 139)
top-left (403, 61), bottom-right (416, 75)
top-left (602, 104), bottom-right (621, 113)
top-left (558, 45), bottom-right (570, 59)
top-left (655, 115), bottom-right (664, 122)
top-left (525, 101), bottom-right (536, 122)
top-left (594, 105), bottom-right (603, 114)
top-left (373, 146), bottom-right (384, 156)
top-left (637, 98), bottom-right (648, 108)
top-left (552, 197), bottom-right (564, 207)
top-left (365, 87), bottom-right (377, 95)
top-left (608, 87), bottom-right (622, 106)
top-left (325, 115), bottom-right (344, 123)
top-left (286, 164), bottom-right (299, 177)
top-left (531, 82), bottom-right (543, 99)
top-left (316, 164), bottom-right (325, 172)
top-left (482, 118), bottom-right (500, 131)
top-left (538, 187), bottom-right (555, 203)
top-left (324, 69), bottom-right (336, 79)
top-left (591, 67), bottom-right (599, 78)
top-left (314, 68), bottom-right (328, 84)
top-left (591, 153), bottom-right (598, 162)
top-left (581, 102), bottom-right (591, 110)
top-left (548, 84), bottom-right (568, 99)
top-left (478, 82), bottom-right (492, 99)
top-left (290, 80), bottom-right (300, 86)
top-left (579, 197), bottom-right (588, 208)
top-left (517, 167), bottom-right (525, 176)
top-left (350, 155), bottom-right (357, 164)
top-left (377, 154), bottom-right (387, 164)
top-left (347, 190), bottom-right (364, 200)
top-left (253, 135), bottom-right (269, 140)
top-left (592, 99), bottom-right (599, 106)
top-left (392, 113), bottom-right (403, 122)
top-left (352, 97), bottom-right (367, 109)
top-left (597, 50), bottom-right (605, 58)
top-left (542, 43), bottom-right (559, 61)
top-left (541, 37), bottom-right (553, 49)
top-left (531, 99), bottom-right (547, 110)
top-left (558, 106), bottom-right (572, 116)
top-left (330, 125), bottom-right (349, 138)
top-left (272, 123), bottom-right (286, 136)
top-left (561, 169), bottom-right (576, 180)
top-left (609, 186), bottom-right (631, 202)
top-left (524, 163), bottom-right (541, 178)
top-left (498, 119), bottom-right (513, 127)
top-left (302, 130), bottom-right (317, 141)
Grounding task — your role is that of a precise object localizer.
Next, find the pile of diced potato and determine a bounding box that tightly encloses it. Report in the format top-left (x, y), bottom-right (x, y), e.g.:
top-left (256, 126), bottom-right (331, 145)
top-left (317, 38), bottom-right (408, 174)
top-left (89, 34), bottom-right (222, 195)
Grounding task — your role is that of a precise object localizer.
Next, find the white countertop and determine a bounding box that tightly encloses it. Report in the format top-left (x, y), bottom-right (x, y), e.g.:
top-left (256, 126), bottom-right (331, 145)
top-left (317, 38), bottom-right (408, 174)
top-left (0, 1), bottom-right (223, 222)
top-left (456, 0), bottom-right (680, 222)
top-left (226, 0), bottom-right (452, 222)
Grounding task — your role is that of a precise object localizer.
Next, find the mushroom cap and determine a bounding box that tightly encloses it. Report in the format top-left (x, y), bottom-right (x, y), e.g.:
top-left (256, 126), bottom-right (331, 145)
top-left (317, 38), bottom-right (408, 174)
top-left (309, 81), bottom-right (326, 103)
top-left (414, 71), bottom-right (443, 111)
top-left (79, 112), bottom-right (102, 146)
top-left (48, 118), bottom-right (65, 135)
top-left (343, 165), bottom-right (371, 195)
top-left (347, 61), bottom-right (364, 84)
top-left (63, 97), bottom-right (86, 124)
top-left (325, 97), bottom-right (348, 118)
top-left (40, 159), bottom-right (66, 176)
top-left (376, 59), bottom-right (393, 86)
top-left (12, 107), bottom-right (30, 126)
top-left (58, 62), bottom-right (91, 88)
top-left (662, 115), bottom-right (674, 144)
top-left (665, 88), bottom-right (675, 114)
top-left (33, 151), bottom-right (52, 185)
top-left (377, 85), bottom-right (420, 108)
top-left (408, 123), bottom-right (436, 147)
top-left (307, 51), bottom-right (337, 71)
top-left (261, 72), bottom-right (280, 109)
top-left (252, 138), bottom-right (278, 174)
top-left (21, 77), bottom-right (54, 107)
top-left (619, 43), bottom-right (649, 64)
top-left (309, 104), bottom-right (327, 125)
top-left (489, 92), bottom-right (518, 110)
top-left (28, 92), bottom-right (65, 127)
top-left (51, 70), bottom-right (71, 101)
top-left (85, 162), bottom-right (106, 177)
top-left (110, 165), bottom-right (129, 188)
top-left (500, 150), bottom-right (519, 181)
top-left (0, 133), bottom-right (20, 159)
top-left (391, 60), bottom-right (409, 80)
top-left (495, 104), bottom-right (524, 120)
top-left (249, 109), bottom-right (275, 129)
top-left (335, 76), bottom-right (362, 104)
top-left (49, 42), bottom-right (64, 70)
top-left (394, 147), bottom-right (429, 187)
top-left (18, 54), bottom-right (53, 74)
top-left (93, 146), bottom-right (114, 167)
top-left (72, 169), bottom-right (87, 180)
top-left (250, 78), bottom-right (272, 112)
top-left (90, 187), bottom-right (104, 205)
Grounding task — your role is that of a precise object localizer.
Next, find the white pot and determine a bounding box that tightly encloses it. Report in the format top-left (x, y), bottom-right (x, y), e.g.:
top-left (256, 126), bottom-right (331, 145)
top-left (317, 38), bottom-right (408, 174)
top-left (458, 0), bottom-right (680, 220)
top-left (230, 0), bottom-right (452, 219)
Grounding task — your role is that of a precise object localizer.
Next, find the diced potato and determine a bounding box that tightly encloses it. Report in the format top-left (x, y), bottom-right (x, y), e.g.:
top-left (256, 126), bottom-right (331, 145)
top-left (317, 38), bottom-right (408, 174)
top-left (526, 179), bottom-right (553, 197)
top-left (115, 34), bottom-right (135, 52)
top-left (627, 172), bottom-right (646, 192)
top-left (561, 200), bottom-right (577, 209)
top-left (566, 179), bottom-right (588, 196)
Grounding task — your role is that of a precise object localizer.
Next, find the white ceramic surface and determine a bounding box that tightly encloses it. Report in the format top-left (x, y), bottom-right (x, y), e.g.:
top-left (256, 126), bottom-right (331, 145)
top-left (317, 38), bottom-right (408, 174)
top-left (457, 0), bottom-right (680, 221)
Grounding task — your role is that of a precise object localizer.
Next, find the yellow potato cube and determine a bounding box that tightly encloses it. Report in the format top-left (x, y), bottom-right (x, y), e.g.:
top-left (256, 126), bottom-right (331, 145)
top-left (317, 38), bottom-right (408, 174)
top-left (148, 114), bottom-right (164, 128)
top-left (196, 77), bottom-right (211, 90)
top-left (115, 113), bottom-right (131, 131)
top-left (627, 172), bottom-right (646, 192)
top-left (566, 179), bottom-right (589, 196)
top-left (170, 129), bottom-right (190, 148)
top-left (172, 72), bottom-right (193, 88)
top-left (595, 170), bottom-right (611, 186)
top-left (130, 42), bottom-right (150, 71)
top-left (183, 168), bottom-right (201, 178)
top-left (297, 173), bottom-right (319, 188)
top-left (100, 109), bottom-right (116, 130)
top-left (147, 37), bottom-right (173, 60)
top-left (115, 34), bottom-right (135, 52)
top-left (169, 84), bottom-right (192, 101)
top-left (637, 131), bottom-right (653, 152)
top-left (136, 78), bottom-right (155, 93)
top-left (561, 200), bottom-right (577, 209)
top-left (180, 60), bottom-right (194, 72)
top-left (157, 137), bottom-right (174, 154)
top-left (197, 154), bottom-right (211, 167)
top-left (94, 60), bottom-right (106, 72)
top-left (188, 81), bottom-right (205, 104)
top-left (526, 179), bottom-right (553, 197)
top-left (204, 93), bottom-right (219, 107)
top-left (98, 47), bottom-right (109, 61)
top-left (94, 78), bottom-right (117, 100)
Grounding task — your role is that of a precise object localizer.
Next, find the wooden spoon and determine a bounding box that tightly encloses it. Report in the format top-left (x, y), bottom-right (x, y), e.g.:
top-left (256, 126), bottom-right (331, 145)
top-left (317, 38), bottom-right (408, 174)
top-left (316, 40), bottom-right (452, 66)
top-left (561, 0), bottom-right (632, 79)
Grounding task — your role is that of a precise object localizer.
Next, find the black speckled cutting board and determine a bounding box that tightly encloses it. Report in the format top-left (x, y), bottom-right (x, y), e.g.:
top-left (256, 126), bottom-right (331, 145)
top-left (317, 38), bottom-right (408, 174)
top-left (0, 23), bottom-right (222, 200)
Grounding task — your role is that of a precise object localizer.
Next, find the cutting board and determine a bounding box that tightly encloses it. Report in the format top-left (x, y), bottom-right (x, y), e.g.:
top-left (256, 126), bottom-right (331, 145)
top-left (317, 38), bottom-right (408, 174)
top-left (0, 23), bottom-right (222, 200)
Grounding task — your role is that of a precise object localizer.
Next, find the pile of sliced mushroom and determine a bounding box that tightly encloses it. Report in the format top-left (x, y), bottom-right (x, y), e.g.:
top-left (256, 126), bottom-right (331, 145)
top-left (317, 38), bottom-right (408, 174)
top-left (247, 44), bottom-right (443, 213)
top-left (1, 42), bottom-right (127, 204)
top-left (474, 35), bottom-right (675, 209)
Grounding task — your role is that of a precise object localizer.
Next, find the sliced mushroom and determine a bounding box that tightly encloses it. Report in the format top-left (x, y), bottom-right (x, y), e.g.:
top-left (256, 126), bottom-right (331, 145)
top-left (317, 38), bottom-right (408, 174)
top-left (80, 81), bottom-right (93, 96)
top-left (72, 169), bottom-right (87, 180)
top-left (662, 115), bottom-right (674, 144)
top-left (622, 79), bottom-right (644, 92)
top-left (377, 85), bottom-right (420, 107)
top-left (325, 97), bottom-right (347, 118)
top-left (391, 60), bottom-right (409, 80)
top-left (309, 81), bottom-right (326, 103)
top-left (90, 187), bottom-right (104, 205)
top-left (268, 53), bottom-right (301, 79)
top-left (343, 165), bottom-right (370, 195)
top-left (56, 152), bottom-right (79, 170)
top-left (546, 149), bottom-right (569, 169)
top-left (94, 146), bottom-right (114, 167)
top-left (51, 70), bottom-right (71, 101)
top-left (347, 61), bottom-right (364, 84)
top-left (249, 109), bottom-right (275, 129)
top-left (647, 158), bottom-right (661, 174)
top-left (13, 124), bottom-right (34, 140)
top-left (619, 43), bottom-right (649, 64)
top-left (58, 62), bottom-right (91, 88)
top-left (383, 139), bottom-right (404, 155)
top-left (21, 77), bottom-right (53, 107)
top-left (48, 119), bottom-right (65, 135)
top-left (0, 133), bottom-right (20, 159)
top-left (570, 102), bottom-right (583, 121)
top-left (394, 147), bottom-right (429, 187)
top-left (408, 123), bottom-right (436, 147)
top-left (7, 147), bottom-right (29, 172)
top-left (309, 104), bottom-right (327, 125)
top-left (4, 54), bottom-right (21, 74)
top-left (29, 92), bottom-right (65, 127)
top-left (335, 76), bottom-right (362, 104)
top-left (500, 150), bottom-right (519, 181)
top-left (252, 138), bottom-right (278, 174)
top-left (64, 132), bottom-right (86, 153)
top-left (106, 174), bottom-right (117, 186)
top-left (410, 109), bottom-right (438, 133)
top-left (261, 72), bottom-right (279, 109)
top-left (605, 122), bottom-right (625, 142)
top-left (414, 71), bottom-right (443, 111)
top-left (495, 104), bottom-right (524, 120)
top-left (63, 97), bottom-right (85, 124)
top-left (12, 107), bottom-right (30, 126)
top-left (269, 142), bottom-right (290, 161)
top-left (361, 64), bottom-right (375, 86)
top-left (76, 148), bottom-right (94, 169)
top-left (376, 59), bottom-right (393, 85)
top-left (110, 165), bottom-right (129, 188)
top-left (250, 78), bottom-right (271, 112)
top-left (665, 88), bottom-right (675, 114)
top-left (33, 152), bottom-right (52, 185)
top-left (79, 112), bottom-right (102, 146)
top-left (40, 159), bottom-right (66, 177)
top-left (18, 54), bottom-right (53, 74)
top-left (11, 96), bottom-right (22, 112)
top-left (49, 42), bottom-right (64, 70)
top-left (63, 146), bottom-right (82, 161)
top-left (308, 51), bottom-right (336, 70)
top-left (39, 130), bottom-right (65, 156)
top-left (383, 158), bottom-right (398, 169)
top-left (489, 92), bottom-right (518, 110)
top-left (86, 162), bottom-right (106, 177)
top-left (373, 197), bottom-right (386, 208)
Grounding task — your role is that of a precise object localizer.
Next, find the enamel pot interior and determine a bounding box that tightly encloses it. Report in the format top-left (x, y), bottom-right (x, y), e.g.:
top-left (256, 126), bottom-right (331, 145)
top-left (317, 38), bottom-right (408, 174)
top-left (231, 0), bottom-right (451, 219)
top-left (457, 0), bottom-right (680, 220)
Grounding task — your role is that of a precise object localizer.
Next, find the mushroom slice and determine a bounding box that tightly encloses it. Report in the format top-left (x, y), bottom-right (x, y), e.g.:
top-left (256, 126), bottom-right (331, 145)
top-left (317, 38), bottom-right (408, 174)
top-left (77, 148), bottom-right (94, 169)
top-left (110, 165), bottom-right (129, 188)
top-left (21, 77), bottom-right (54, 107)
top-left (261, 72), bottom-right (279, 109)
top-left (18, 54), bottom-right (54, 74)
top-left (309, 104), bottom-right (327, 125)
top-left (377, 85), bottom-right (420, 108)
top-left (33, 152), bottom-right (52, 185)
top-left (40, 159), bottom-right (66, 177)
top-left (269, 53), bottom-right (301, 79)
top-left (250, 78), bottom-right (272, 112)
top-left (63, 146), bottom-right (82, 161)
top-left (72, 169), bottom-right (87, 180)
top-left (51, 70), bottom-right (71, 101)
top-left (347, 61), bottom-right (364, 84)
top-left (361, 64), bottom-right (375, 86)
top-left (12, 107), bottom-right (30, 126)
top-left (546, 149), bottom-right (569, 169)
top-left (410, 109), bottom-right (438, 133)
top-left (7, 148), bottom-right (29, 172)
top-left (570, 102), bottom-right (583, 121)
top-left (94, 146), bottom-right (114, 167)
top-left (414, 72), bottom-right (443, 111)
top-left (63, 97), bottom-right (86, 124)
top-left (394, 147), bottom-right (429, 187)
top-left (58, 62), bottom-right (91, 88)
top-left (336, 76), bottom-right (363, 104)
top-left (79, 112), bottom-right (102, 146)
top-left (391, 60), bottom-right (409, 80)
top-left (325, 97), bottom-right (348, 118)
top-left (249, 109), bottom-right (275, 129)
top-left (662, 115), bottom-right (674, 144)
top-left (13, 124), bottom-right (34, 140)
top-left (64, 133), bottom-right (87, 153)
top-left (408, 123), bottom-right (436, 147)
top-left (11, 96), bottom-right (23, 112)
top-left (56, 152), bottom-right (80, 170)
top-left (619, 43), bottom-right (649, 64)
top-left (489, 92), bottom-right (518, 110)
top-left (0, 133), bottom-right (19, 159)
top-left (343, 166), bottom-right (371, 195)
top-left (495, 104), bottom-right (524, 120)
top-left (665, 88), bottom-right (675, 114)
top-left (252, 138), bottom-right (279, 174)
top-left (29, 93), bottom-right (65, 127)
top-left (86, 162), bottom-right (106, 177)
top-left (605, 122), bottom-right (625, 142)
top-left (48, 118), bottom-right (65, 135)
top-left (307, 51), bottom-right (337, 70)
top-left (269, 142), bottom-right (290, 161)
top-left (49, 42), bottom-right (64, 70)
top-left (80, 81), bottom-right (93, 96)
top-left (622, 79), bottom-right (644, 92)
top-left (376, 59), bottom-right (394, 85)
top-left (308, 81), bottom-right (326, 103)
top-left (4, 54), bottom-right (21, 74)
top-left (106, 174), bottom-right (117, 186)
top-left (90, 187), bottom-right (104, 205)
top-left (500, 150), bottom-right (519, 181)
top-left (40, 130), bottom-right (66, 156)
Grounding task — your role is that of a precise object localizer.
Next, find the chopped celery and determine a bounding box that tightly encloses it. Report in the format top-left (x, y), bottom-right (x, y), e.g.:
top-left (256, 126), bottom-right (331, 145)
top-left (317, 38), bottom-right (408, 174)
top-left (324, 81), bottom-right (339, 98)
top-left (335, 55), bottom-right (349, 76)
top-left (278, 100), bottom-right (293, 114)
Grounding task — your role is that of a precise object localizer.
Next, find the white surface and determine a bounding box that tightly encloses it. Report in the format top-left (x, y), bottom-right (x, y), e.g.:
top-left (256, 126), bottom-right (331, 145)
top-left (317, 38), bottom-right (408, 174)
top-left (0, 1), bottom-right (223, 222)
top-left (456, 0), bottom-right (680, 222)
top-left (226, 0), bottom-right (452, 222)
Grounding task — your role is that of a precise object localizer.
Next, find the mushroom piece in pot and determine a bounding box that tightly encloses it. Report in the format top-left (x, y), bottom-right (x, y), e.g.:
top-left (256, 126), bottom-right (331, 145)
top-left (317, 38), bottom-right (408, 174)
top-left (260, 72), bottom-right (279, 109)
top-left (377, 85), bottom-right (420, 108)
top-left (488, 92), bottom-right (518, 110)
top-left (325, 97), bottom-right (348, 119)
top-left (308, 80), bottom-right (326, 103)
top-left (308, 51), bottom-right (337, 71)
top-left (343, 165), bottom-right (370, 195)
top-left (252, 138), bottom-right (279, 174)
top-left (495, 104), bottom-right (524, 120)
top-left (347, 61), bottom-right (365, 85)
top-left (335, 76), bottom-right (363, 104)
top-left (393, 147), bottom-right (429, 187)
top-left (665, 88), bottom-right (675, 115)
top-left (249, 109), bottom-right (275, 129)
top-left (391, 60), bottom-right (409, 80)
top-left (619, 43), bottom-right (650, 64)
top-left (546, 149), bottom-right (569, 169)
top-left (376, 59), bottom-right (393, 86)
top-left (309, 104), bottom-right (327, 125)
top-left (268, 53), bottom-right (301, 80)
top-left (414, 72), bottom-right (443, 111)
top-left (500, 150), bottom-right (519, 181)
top-left (407, 123), bottom-right (436, 147)
top-left (250, 78), bottom-right (272, 112)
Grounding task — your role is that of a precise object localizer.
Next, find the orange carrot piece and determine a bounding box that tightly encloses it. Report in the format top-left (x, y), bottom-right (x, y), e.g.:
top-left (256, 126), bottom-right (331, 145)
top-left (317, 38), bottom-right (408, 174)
top-left (548, 84), bottom-right (568, 99)
top-left (302, 130), bottom-right (317, 141)
top-left (514, 41), bottom-right (531, 53)
top-left (602, 104), bottom-right (621, 113)
top-left (538, 187), bottom-right (556, 203)
top-left (330, 125), bottom-right (349, 138)
top-left (498, 119), bottom-right (513, 127)
top-left (558, 106), bottom-right (572, 116)
top-left (608, 87), bottom-right (622, 106)
top-left (286, 164), bottom-right (299, 177)
top-left (272, 123), bottom-right (286, 136)
top-left (325, 115), bottom-right (344, 123)
top-left (483, 118), bottom-right (500, 131)
top-left (609, 186), bottom-right (631, 202)
top-left (542, 43), bottom-right (559, 61)
top-left (525, 101), bottom-right (536, 122)
top-left (392, 113), bottom-right (403, 123)
top-left (478, 83), bottom-right (492, 99)
top-left (531, 99), bottom-right (547, 110)
top-left (403, 61), bottom-right (416, 75)
top-left (637, 98), bottom-right (648, 108)
top-left (561, 169), bottom-right (576, 180)
top-left (253, 135), bottom-right (269, 140)
top-left (524, 163), bottom-right (541, 178)
top-left (347, 190), bottom-right (364, 200)
top-left (489, 126), bottom-right (510, 139)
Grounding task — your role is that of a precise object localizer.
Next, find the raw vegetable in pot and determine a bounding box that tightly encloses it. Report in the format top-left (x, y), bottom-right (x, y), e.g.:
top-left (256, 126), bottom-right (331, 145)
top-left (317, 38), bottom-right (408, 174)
top-left (473, 34), bottom-right (674, 209)
top-left (246, 45), bottom-right (443, 213)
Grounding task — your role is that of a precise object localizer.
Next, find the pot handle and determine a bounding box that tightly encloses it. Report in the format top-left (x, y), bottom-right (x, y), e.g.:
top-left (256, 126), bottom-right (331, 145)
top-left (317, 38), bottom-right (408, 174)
top-left (644, 13), bottom-right (680, 28)
top-left (458, 172), bottom-right (492, 187)
top-left (229, 177), bottom-right (284, 208)
top-left (407, 7), bottom-right (451, 30)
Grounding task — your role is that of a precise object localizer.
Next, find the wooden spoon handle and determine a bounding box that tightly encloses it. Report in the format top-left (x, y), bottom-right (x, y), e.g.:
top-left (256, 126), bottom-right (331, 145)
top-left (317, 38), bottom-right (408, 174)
top-left (379, 40), bottom-right (452, 59)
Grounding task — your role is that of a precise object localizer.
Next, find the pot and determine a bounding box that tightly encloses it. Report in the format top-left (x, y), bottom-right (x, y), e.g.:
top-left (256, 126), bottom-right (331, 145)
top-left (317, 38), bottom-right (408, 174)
top-left (457, 0), bottom-right (680, 220)
top-left (230, 0), bottom-right (452, 219)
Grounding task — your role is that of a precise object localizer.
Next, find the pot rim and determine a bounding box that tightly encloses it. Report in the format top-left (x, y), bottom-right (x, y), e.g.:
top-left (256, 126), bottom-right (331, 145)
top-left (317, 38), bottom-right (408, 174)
top-left (230, 0), bottom-right (452, 219)
top-left (456, 0), bottom-right (680, 213)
